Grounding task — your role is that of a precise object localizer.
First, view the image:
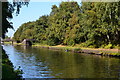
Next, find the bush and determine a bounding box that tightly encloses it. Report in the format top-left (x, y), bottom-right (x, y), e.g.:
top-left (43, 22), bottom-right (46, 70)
top-left (67, 39), bottom-right (75, 46)
top-left (64, 39), bottom-right (75, 46)
top-left (88, 45), bottom-right (96, 48)
top-left (41, 41), bottom-right (48, 45)
top-left (46, 39), bottom-right (56, 46)
top-left (100, 44), bottom-right (106, 48)
top-left (113, 45), bottom-right (120, 49)
top-left (79, 40), bottom-right (95, 47)
top-left (104, 44), bottom-right (113, 49)
top-left (79, 43), bottom-right (88, 47)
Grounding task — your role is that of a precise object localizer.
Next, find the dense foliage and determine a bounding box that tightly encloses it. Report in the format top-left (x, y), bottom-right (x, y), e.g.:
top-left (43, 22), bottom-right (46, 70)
top-left (13, 2), bottom-right (120, 48)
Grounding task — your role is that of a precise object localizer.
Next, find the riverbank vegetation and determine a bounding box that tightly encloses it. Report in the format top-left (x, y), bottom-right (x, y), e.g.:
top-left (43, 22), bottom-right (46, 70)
top-left (1, 1), bottom-right (29, 79)
top-left (3, 41), bottom-right (120, 57)
top-left (13, 2), bottom-right (120, 50)
top-left (2, 47), bottom-right (22, 79)
top-left (32, 44), bottom-right (120, 57)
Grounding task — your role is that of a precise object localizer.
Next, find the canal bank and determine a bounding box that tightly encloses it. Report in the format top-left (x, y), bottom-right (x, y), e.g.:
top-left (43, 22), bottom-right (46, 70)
top-left (32, 44), bottom-right (120, 58)
top-left (3, 42), bottom-right (120, 58)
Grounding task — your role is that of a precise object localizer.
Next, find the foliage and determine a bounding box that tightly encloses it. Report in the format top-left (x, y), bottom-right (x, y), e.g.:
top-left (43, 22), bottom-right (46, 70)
top-left (2, 47), bottom-right (22, 79)
top-left (13, 1), bottom-right (120, 49)
top-left (1, 0), bottom-right (29, 79)
top-left (1, 1), bottom-right (29, 38)
top-left (104, 44), bottom-right (113, 49)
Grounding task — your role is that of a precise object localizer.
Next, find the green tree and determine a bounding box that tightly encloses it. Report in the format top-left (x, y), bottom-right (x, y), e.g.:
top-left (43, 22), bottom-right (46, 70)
top-left (13, 1), bottom-right (120, 48)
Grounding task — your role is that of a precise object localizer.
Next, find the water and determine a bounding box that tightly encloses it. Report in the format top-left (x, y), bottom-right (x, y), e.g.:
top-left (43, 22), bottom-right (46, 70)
top-left (2, 44), bottom-right (120, 78)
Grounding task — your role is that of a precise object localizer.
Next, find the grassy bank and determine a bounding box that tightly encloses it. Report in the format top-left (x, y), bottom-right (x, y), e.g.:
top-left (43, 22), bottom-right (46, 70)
top-left (32, 43), bottom-right (120, 58)
top-left (33, 43), bottom-right (82, 53)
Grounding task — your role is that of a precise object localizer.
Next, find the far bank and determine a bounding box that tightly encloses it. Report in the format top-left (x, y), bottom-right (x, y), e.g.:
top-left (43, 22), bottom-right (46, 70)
top-left (32, 44), bottom-right (120, 58)
top-left (4, 41), bottom-right (119, 58)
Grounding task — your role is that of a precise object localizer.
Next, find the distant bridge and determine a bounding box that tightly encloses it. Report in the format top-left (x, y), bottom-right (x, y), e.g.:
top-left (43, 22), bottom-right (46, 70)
top-left (1, 38), bottom-right (35, 46)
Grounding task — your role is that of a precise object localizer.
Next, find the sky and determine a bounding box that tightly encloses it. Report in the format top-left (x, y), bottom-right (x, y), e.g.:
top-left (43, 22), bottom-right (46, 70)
top-left (6, 1), bottom-right (81, 37)
top-left (6, 2), bottom-right (60, 37)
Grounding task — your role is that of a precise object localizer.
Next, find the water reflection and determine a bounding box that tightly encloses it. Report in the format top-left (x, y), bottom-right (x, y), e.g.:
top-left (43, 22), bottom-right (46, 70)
top-left (3, 44), bottom-right (120, 78)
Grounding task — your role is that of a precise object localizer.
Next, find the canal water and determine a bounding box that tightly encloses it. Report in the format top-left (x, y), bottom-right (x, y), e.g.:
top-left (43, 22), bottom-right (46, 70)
top-left (2, 44), bottom-right (120, 78)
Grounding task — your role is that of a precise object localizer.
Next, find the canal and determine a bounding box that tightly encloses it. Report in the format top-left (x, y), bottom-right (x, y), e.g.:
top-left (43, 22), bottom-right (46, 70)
top-left (2, 44), bottom-right (120, 78)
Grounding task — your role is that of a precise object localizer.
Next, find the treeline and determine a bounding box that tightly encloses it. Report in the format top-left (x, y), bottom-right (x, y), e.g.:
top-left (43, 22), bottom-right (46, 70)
top-left (13, 2), bottom-right (120, 48)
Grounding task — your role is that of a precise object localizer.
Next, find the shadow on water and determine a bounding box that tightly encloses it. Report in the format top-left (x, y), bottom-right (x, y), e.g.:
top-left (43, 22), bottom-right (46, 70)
top-left (2, 44), bottom-right (120, 78)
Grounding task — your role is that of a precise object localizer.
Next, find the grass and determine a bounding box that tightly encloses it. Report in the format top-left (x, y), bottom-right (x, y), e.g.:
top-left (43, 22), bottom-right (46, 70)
top-left (33, 43), bottom-right (82, 52)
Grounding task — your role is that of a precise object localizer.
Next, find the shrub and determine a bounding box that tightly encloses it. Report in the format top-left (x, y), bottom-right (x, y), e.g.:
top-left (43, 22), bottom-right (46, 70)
top-left (104, 44), bottom-right (113, 49)
top-left (113, 45), bottom-right (120, 49)
top-left (100, 44), bottom-right (107, 48)
top-left (67, 39), bottom-right (75, 46)
top-left (88, 45), bottom-right (97, 48)
top-left (79, 42), bottom-right (88, 47)
top-left (46, 39), bottom-right (57, 46)
top-left (41, 41), bottom-right (48, 45)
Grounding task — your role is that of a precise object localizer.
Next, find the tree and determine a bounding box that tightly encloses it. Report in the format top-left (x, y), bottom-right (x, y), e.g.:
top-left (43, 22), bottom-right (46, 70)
top-left (1, 0), bottom-right (29, 38)
top-left (13, 1), bottom-right (120, 48)
top-left (80, 2), bottom-right (120, 47)
top-left (1, 0), bottom-right (29, 79)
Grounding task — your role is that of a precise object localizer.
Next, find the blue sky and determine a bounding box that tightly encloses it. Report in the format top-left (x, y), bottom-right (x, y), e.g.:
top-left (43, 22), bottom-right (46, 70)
top-left (7, 2), bottom-right (60, 37)
top-left (7, 1), bottom-right (81, 37)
